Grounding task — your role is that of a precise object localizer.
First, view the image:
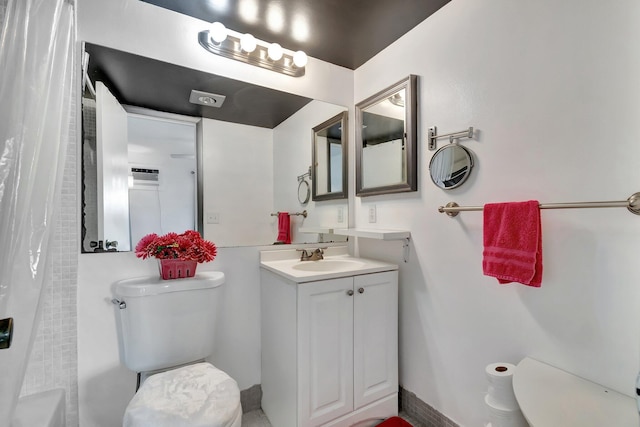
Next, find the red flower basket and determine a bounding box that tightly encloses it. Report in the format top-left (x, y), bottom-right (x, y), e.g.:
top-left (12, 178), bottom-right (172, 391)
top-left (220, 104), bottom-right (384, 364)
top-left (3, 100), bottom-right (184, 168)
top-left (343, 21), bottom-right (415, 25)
top-left (159, 259), bottom-right (198, 280)
top-left (135, 230), bottom-right (217, 280)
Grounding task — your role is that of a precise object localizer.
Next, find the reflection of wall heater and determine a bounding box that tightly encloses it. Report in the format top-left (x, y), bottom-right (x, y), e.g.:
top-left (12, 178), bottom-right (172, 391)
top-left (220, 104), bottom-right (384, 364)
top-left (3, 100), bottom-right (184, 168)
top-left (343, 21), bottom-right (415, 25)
top-left (131, 167), bottom-right (159, 187)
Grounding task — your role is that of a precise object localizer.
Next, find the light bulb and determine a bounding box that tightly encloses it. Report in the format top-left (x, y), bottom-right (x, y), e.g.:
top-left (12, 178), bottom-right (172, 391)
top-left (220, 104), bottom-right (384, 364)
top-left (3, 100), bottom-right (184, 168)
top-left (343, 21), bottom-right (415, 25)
top-left (240, 33), bottom-right (257, 53)
top-left (210, 22), bottom-right (227, 44)
top-left (293, 50), bottom-right (308, 68)
top-left (267, 43), bottom-right (283, 61)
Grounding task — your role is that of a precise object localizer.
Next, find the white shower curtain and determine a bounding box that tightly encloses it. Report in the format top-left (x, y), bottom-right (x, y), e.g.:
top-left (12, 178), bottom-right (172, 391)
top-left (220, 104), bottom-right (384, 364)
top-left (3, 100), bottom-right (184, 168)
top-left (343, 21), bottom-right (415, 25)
top-left (0, 0), bottom-right (74, 422)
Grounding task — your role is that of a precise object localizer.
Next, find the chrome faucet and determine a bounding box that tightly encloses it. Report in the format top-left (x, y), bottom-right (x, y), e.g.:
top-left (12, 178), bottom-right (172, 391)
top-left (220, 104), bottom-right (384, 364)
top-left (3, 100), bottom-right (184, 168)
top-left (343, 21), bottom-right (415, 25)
top-left (298, 248), bottom-right (325, 261)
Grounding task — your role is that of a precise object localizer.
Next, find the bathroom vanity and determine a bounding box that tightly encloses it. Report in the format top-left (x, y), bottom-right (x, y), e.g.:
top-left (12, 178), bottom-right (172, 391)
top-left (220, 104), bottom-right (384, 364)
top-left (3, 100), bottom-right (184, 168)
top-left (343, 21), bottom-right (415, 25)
top-left (260, 247), bottom-right (399, 427)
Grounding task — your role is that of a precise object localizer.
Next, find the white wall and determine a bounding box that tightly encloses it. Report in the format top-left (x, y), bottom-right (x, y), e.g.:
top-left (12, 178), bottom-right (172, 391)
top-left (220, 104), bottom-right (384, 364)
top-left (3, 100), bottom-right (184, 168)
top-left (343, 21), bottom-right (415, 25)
top-left (77, 0), bottom-right (353, 107)
top-left (128, 115), bottom-right (197, 246)
top-left (76, 1), bottom-right (354, 424)
top-left (353, 0), bottom-right (640, 426)
top-left (74, 1), bottom-right (640, 426)
top-left (273, 100), bottom-right (348, 242)
top-left (201, 119), bottom-right (275, 247)
top-left (77, 247), bottom-right (263, 426)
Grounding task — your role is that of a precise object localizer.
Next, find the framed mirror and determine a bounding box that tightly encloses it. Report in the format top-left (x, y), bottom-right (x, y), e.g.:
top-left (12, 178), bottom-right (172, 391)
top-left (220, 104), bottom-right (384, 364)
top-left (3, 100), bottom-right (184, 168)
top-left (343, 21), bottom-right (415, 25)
top-left (312, 111), bottom-right (348, 201)
top-left (429, 144), bottom-right (474, 190)
top-left (355, 75), bottom-right (417, 196)
top-left (81, 42), bottom-right (349, 251)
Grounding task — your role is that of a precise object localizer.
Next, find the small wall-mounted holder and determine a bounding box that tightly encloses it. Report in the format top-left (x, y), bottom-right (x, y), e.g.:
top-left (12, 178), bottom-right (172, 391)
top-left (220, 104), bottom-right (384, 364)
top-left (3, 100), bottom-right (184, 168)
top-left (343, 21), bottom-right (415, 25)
top-left (298, 166), bottom-right (311, 183)
top-left (0, 317), bottom-right (14, 349)
top-left (428, 126), bottom-right (474, 150)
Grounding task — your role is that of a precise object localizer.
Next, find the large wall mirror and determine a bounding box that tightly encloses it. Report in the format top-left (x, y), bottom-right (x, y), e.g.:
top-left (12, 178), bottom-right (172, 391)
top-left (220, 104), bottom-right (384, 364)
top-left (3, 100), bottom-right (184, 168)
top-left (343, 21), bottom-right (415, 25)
top-left (312, 111), bottom-right (347, 201)
top-left (355, 75), bottom-right (418, 196)
top-left (81, 42), bottom-right (348, 251)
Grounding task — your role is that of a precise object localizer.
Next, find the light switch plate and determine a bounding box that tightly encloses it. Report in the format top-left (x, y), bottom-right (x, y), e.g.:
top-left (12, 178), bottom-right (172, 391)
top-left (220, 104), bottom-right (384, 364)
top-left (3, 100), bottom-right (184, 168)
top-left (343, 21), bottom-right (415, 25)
top-left (206, 212), bottom-right (220, 224)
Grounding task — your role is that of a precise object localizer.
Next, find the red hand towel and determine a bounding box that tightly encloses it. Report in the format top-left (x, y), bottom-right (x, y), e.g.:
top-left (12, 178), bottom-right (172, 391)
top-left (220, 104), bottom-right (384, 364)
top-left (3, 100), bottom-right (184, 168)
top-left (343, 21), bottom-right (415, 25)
top-left (277, 212), bottom-right (291, 244)
top-left (482, 200), bottom-right (543, 287)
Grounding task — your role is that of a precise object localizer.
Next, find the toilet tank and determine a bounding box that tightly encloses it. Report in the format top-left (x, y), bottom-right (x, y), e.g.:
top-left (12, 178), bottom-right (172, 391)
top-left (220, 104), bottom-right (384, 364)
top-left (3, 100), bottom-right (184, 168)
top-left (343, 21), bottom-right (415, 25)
top-left (113, 271), bottom-right (225, 373)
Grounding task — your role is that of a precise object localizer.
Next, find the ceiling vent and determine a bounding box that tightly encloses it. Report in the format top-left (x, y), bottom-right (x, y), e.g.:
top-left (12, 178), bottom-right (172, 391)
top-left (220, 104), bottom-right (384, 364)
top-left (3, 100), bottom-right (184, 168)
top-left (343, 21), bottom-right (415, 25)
top-left (189, 90), bottom-right (226, 108)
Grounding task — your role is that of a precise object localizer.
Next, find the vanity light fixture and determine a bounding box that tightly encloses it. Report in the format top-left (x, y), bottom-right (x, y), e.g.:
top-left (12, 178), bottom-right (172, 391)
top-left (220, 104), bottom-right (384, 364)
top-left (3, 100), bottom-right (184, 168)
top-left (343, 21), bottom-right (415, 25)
top-left (198, 21), bottom-right (307, 77)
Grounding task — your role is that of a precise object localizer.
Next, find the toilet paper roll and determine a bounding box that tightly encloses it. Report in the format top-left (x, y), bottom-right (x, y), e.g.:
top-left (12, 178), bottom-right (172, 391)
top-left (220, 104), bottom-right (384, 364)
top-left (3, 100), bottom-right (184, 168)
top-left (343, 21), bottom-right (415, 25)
top-left (486, 362), bottom-right (519, 410)
top-left (485, 395), bottom-right (529, 427)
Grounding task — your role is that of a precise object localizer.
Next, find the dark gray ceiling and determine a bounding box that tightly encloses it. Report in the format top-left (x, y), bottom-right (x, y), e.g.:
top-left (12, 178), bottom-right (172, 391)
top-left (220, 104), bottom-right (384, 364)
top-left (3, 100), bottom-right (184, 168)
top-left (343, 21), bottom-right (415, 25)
top-left (85, 43), bottom-right (312, 128)
top-left (141, 0), bottom-right (450, 70)
top-left (84, 1), bottom-right (450, 128)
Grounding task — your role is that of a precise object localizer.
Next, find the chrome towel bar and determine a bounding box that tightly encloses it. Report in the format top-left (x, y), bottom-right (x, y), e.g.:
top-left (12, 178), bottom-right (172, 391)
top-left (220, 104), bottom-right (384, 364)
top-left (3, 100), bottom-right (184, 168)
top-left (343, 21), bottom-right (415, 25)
top-left (438, 192), bottom-right (640, 217)
top-left (271, 210), bottom-right (308, 218)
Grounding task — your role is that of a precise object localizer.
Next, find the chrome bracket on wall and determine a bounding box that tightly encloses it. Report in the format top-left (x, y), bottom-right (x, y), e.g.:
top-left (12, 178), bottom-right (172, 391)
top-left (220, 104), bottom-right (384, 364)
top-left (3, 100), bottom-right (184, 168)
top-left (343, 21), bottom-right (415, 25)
top-left (403, 237), bottom-right (411, 263)
top-left (428, 126), bottom-right (474, 150)
top-left (0, 317), bottom-right (14, 349)
top-left (111, 299), bottom-right (127, 309)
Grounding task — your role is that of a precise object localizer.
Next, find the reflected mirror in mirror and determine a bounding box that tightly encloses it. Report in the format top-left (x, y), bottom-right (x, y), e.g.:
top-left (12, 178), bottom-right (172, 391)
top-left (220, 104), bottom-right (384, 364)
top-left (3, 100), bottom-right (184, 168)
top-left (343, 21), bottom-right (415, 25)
top-left (312, 111), bottom-right (347, 201)
top-left (429, 144), bottom-right (474, 190)
top-left (81, 43), bottom-right (348, 251)
top-left (356, 75), bottom-right (417, 196)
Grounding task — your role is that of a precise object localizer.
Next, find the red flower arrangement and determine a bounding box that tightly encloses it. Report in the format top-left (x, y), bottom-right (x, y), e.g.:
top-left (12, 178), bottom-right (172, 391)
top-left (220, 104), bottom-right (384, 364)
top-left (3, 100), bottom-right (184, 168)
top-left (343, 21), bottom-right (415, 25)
top-left (135, 230), bottom-right (217, 263)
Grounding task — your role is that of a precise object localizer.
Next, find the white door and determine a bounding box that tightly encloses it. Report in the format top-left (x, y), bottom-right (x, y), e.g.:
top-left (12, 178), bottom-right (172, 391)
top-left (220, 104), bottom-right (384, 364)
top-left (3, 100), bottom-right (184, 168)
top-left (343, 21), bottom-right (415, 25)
top-left (95, 82), bottom-right (131, 250)
top-left (353, 271), bottom-right (398, 409)
top-left (298, 278), bottom-right (354, 426)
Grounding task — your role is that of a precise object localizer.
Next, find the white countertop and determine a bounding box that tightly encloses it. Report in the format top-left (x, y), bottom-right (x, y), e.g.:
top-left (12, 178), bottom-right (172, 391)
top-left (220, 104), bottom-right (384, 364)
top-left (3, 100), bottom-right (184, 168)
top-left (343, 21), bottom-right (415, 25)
top-left (259, 246), bottom-right (398, 283)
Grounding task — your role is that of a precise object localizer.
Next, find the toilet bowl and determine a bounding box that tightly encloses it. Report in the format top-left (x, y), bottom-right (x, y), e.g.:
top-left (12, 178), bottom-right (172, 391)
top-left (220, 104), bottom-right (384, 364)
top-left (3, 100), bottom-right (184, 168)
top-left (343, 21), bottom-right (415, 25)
top-left (113, 272), bottom-right (241, 427)
top-left (123, 362), bottom-right (242, 427)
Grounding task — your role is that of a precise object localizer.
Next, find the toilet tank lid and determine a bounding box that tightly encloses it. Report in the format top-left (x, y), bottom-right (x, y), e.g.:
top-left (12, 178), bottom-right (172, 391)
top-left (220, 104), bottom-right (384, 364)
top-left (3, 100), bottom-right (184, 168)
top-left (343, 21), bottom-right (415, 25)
top-left (114, 271), bottom-right (225, 297)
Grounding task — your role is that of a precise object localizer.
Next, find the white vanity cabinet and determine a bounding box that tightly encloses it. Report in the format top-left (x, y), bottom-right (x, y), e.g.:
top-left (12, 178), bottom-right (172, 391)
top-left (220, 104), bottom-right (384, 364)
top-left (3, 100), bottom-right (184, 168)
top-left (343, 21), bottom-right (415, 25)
top-left (261, 268), bottom-right (398, 427)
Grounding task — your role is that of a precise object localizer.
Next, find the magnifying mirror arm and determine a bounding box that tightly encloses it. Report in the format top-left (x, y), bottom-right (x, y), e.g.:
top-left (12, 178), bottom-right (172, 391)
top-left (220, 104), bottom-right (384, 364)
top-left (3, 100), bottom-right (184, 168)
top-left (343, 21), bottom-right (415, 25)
top-left (297, 166), bottom-right (311, 182)
top-left (428, 126), bottom-right (474, 150)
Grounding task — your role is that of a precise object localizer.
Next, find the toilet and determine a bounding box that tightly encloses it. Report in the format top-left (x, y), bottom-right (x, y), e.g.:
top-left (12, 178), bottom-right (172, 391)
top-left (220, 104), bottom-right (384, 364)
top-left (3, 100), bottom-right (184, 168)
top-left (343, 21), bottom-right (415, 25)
top-left (512, 357), bottom-right (637, 427)
top-left (113, 271), bottom-right (242, 427)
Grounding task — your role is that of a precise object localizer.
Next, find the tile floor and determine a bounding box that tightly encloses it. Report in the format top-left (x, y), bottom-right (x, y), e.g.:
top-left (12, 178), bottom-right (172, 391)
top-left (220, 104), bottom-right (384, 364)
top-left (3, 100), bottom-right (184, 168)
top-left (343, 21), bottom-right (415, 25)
top-left (241, 409), bottom-right (272, 427)
top-left (241, 409), bottom-right (421, 427)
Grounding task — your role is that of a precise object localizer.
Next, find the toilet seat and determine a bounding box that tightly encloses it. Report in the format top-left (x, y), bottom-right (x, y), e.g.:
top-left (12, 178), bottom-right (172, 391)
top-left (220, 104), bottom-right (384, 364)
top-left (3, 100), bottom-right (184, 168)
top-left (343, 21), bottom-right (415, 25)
top-left (123, 362), bottom-right (242, 427)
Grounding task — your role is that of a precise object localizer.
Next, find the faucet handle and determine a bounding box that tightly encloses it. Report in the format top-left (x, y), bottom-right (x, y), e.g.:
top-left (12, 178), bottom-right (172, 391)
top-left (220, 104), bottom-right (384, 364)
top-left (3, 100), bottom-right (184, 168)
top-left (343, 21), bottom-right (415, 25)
top-left (296, 248), bottom-right (311, 260)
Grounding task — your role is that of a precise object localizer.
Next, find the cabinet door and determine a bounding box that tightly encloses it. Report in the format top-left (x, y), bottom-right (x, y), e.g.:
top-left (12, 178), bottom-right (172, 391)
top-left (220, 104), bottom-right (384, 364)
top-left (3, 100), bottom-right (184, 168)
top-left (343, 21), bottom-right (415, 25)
top-left (353, 271), bottom-right (398, 409)
top-left (298, 277), bottom-right (354, 426)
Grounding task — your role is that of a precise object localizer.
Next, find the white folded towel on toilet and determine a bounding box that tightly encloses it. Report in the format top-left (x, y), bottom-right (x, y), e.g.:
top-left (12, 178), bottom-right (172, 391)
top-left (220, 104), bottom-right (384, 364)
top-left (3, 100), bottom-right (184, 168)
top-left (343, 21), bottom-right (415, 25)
top-left (123, 362), bottom-right (242, 427)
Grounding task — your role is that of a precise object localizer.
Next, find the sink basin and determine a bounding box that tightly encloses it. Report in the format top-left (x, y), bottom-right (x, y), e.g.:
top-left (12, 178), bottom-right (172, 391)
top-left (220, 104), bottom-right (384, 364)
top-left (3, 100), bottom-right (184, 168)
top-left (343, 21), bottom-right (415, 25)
top-left (260, 247), bottom-right (398, 283)
top-left (292, 259), bottom-right (367, 272)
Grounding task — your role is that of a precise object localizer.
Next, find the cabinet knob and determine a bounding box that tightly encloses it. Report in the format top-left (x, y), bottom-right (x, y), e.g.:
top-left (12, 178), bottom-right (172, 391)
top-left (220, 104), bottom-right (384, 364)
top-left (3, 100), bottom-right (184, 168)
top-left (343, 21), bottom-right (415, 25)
top-left (346, 289), bottom-right (354, 296)
top-left (358, 287), bottom-right (364, 294)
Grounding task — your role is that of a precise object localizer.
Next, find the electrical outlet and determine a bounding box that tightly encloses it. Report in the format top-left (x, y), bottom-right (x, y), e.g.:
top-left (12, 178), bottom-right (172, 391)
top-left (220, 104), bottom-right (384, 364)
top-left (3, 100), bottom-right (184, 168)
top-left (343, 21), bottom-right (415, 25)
top-left (337, 207), bottom-right (344, 223)
top-left (368, 205), bottom-right (376, 223)
top-left (206, 212), bottom-right (220, 224)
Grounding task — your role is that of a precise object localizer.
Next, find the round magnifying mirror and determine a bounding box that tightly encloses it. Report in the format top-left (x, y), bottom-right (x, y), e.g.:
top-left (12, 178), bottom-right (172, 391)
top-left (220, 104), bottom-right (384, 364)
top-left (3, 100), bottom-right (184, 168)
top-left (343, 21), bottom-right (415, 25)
top-left (429, 144), bottom-right (474, 190)
top-left (298, 179), bottom-right (310, 204)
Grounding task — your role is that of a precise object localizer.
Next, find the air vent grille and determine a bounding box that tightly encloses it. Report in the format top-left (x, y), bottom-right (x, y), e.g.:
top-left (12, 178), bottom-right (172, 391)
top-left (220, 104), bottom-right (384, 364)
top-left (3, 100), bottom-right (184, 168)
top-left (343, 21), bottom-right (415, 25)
top-left (131, 167), bottom-right (159, 186)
